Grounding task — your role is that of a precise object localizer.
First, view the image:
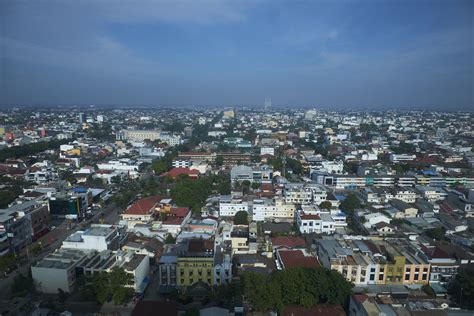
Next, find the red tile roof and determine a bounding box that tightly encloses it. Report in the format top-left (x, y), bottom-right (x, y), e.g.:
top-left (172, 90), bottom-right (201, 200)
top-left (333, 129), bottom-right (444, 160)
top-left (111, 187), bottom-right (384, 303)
top-left (162, 168), bottom-right (199, 178)
top-left (300, 214), bottom-right (321, 220)
top-left (170, 207), bottom-right (190, 218)
top-left (124, 195), bottom-right (161, 215)
top-left (421, 244), bottom-right (452, 260)
top-left (278, 250), bottom-right (320, 269)
top-left (282, 304), bottom-right (346, 316)
top-left (162, 217), bottom-right (184, 225)
top-left (272, 236), bottom-right (307, 249)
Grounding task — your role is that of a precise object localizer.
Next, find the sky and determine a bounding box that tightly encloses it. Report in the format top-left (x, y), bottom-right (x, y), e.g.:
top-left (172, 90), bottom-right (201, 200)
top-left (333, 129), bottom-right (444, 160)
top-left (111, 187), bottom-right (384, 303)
top-left (1, 0), bottom-right (473, 109)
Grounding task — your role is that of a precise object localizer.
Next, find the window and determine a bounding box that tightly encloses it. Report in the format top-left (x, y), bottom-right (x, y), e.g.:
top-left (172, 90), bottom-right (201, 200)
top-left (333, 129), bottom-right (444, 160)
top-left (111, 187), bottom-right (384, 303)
top-left (379, 274), bottom-right (384, 281)
top-left (405, 274), bottom-right (410, 281)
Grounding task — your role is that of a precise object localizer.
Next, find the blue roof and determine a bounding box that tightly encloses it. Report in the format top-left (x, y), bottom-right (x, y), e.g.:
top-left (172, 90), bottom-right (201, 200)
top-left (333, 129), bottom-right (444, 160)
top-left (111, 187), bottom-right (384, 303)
top-left (73, 187), bottom-right (88, 193)
top-left (335, 195), bottom-right (346, 201)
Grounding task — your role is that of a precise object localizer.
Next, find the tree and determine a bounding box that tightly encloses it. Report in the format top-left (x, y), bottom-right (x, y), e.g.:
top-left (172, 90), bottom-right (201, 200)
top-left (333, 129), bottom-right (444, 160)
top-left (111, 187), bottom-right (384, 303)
top-left (449, 268), bottom-right (474, 309)
top-left (90, 267), bottom-right (133, 305)
top-left (0, 253), bottom-right (16, 274)
top-left (57, 288), bottom-right (68, 304)
top-left (251, 182), bottom-right (260, 190)
top-left (319, 201), bottom-right (332, 210)
top-left (425, 226), bottom-right (447, 241)
top-left (215, 155), bottom-right (224, 167)
top-left (11, 272), bottom-right (35, 297)
top-left (234, 211), bottom-right (249, 225)
top-left (339, 194), bottom-right (361, 214)
top-left (111, 175), bottom-right (122, 185)
top-left (241, 267), bottom-right (353, 312)
top-left (151, 155), bottom-right (173, 175)
top-left (29, 242), bottom-right (43, 257)
top-left (165, 234), bottom-right (176, 244)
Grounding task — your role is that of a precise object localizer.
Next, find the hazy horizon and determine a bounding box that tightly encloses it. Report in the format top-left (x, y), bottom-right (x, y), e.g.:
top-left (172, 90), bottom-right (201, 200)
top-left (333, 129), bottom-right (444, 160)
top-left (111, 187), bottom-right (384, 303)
top-left (1, 0), bottom-right (473, 109)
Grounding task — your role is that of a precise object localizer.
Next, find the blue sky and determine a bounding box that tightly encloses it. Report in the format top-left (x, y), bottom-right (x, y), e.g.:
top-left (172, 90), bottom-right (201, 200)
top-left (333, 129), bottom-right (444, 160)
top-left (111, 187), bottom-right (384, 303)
top-left (1, 0), bottom-right (472, 109)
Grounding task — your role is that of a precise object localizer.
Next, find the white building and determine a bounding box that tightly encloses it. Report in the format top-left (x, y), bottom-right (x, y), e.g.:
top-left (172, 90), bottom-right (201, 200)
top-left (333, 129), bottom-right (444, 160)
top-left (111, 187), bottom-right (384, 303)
top-left (295, 206), bottom-right (346, 234)
top-left (219, 196), bottom-right (250, 217)
top-left (260, 147), bottom-right (275, 156)
top-left (172, 159), bottom-right (192, 168)
top-left (251, 198), bottom-right (295, 222)
top-left (390, 154), bottom-right (416, 162)
top-left (62, 224), bottom-right (125, 251)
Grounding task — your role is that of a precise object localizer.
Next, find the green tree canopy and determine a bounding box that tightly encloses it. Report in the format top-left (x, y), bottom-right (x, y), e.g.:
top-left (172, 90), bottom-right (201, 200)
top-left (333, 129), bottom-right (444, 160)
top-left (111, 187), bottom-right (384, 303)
top-left (84, 267), bottom-right (134, 305)
top-left (319, 201), bottom-right (332, 210)
top-left (425, 226), bottom-right (447, 241)
top-left (339, 194), bottom-right (361, 214)
top-left (234, 211), bottom-right (249, 225)
top-left (0, 253), bottom-right (16, 273)
top-left (241, 267), bottom-right (353, 312)
top-left (449, 268), bottom-right (474, 310)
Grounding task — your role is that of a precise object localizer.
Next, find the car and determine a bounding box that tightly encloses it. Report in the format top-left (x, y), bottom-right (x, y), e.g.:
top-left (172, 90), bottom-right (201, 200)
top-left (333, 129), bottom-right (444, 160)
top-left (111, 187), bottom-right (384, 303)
top-left (49, 226), bottom-right (56, 231)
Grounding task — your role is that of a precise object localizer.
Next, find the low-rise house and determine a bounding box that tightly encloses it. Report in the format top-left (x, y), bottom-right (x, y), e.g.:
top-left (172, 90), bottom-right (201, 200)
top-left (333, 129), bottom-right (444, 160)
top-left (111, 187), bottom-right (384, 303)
top-left (276, 249), bottom-right (320, 270)
top-left (121, 195), bottom-right (161, 228)
top-left (389, 199), bottom-right (418, 218)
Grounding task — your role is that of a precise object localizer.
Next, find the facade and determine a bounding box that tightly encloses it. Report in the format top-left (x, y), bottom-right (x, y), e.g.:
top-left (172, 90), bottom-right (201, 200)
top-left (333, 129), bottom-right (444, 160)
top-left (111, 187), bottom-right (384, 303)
top-left (213, 247), bottom-right (232, 285)
top-left (62, 224), bottom-right (125, 251)
top-left (31, 248), bottom-right (90, 294)
top-left (117, 129), bottom-right (161, 141)
top-left (218, 196), bottom-right (249, 217)
top-left (251, 198), bottom-right (295, 222)
top-left (296, 206), bottom-right (346, 234)
top-left (176, 239), bottom-right (215, 288)
top-left (230, 165), bottom-right (273, 184)
top-left (317, 238), bottom-right (431, 286)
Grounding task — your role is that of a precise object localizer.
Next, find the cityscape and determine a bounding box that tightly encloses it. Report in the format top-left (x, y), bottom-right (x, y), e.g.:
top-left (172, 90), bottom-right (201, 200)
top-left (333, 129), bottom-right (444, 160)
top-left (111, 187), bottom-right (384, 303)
top-left (0, 107), bottom-right (472, 315)
top-left (1, 0), bottom-right (473, 316)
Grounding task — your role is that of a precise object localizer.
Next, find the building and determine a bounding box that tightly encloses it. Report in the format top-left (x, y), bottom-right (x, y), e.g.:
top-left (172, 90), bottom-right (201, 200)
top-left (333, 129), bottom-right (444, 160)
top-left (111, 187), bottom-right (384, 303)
top-left (260, 147), bottom-right (275, 156)
top-left (31, 248), bottom-right (91, 294)
top-left (230, 165), bottom-right (273, 184)
top-left (283, 182), bottom-right (328, 204)
top-left (251, 197), bottom-right (295, 222)
top-left (318, 238), bottom-right (431, 286)
top-left (117, 129), bottom-right (161, 142)
top-left (121, 195), bottom-right (161, 228)
top-left (390, 154), bottom-right (416, 162)
top-left (218, 196), bottom-right (250, 217)
top-left (295, 206), bottom-right (346, 234)
top-left (176, 239), bottom-right (215, 288)
top-left (213, 247), bottom-right (232, 285)
top-left (177, 152), bottom-right (216, 163)
top-left (81, 250), bottom-right (150, 293)
top-left (276, 249), bottom-right (319, 270)
top-left (62, 224), bottom-right (126, 251)
top-left (172, 159), bottom-right (192, 168)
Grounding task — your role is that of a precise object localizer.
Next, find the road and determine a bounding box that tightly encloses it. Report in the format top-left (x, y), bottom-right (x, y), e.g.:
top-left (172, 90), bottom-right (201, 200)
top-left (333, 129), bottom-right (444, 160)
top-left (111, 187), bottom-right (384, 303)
top-left (0, 201), bottom-right (121, 302)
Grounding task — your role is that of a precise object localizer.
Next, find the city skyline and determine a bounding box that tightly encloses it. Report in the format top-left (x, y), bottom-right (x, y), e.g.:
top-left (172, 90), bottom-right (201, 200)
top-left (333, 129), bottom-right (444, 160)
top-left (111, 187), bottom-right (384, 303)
top-left (1, 0), bottom-right (473, 109)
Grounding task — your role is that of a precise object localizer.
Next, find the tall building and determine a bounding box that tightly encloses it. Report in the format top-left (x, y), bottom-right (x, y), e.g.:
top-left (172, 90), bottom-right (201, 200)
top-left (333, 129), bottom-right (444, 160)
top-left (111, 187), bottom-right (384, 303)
top-left (264, 98), bottom-right (272, 110)
top-left (78, 112), bottom-right (86, 124)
